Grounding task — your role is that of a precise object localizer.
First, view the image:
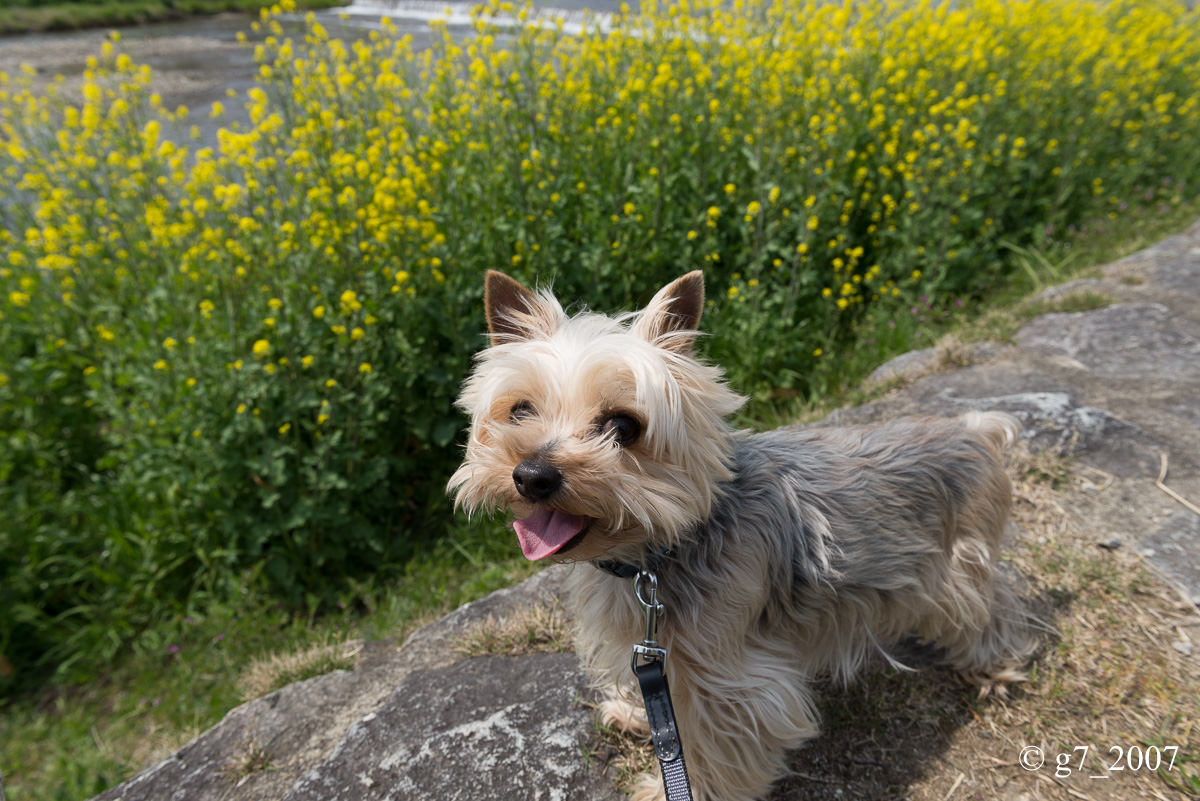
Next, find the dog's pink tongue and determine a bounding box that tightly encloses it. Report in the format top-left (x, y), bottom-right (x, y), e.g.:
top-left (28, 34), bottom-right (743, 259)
top-left (513, 508), bottom-right (587, 561)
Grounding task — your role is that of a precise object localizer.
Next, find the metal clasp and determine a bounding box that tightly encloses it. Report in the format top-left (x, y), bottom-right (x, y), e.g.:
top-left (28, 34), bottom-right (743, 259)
top-left (631, 570), bottom-right (667, 673)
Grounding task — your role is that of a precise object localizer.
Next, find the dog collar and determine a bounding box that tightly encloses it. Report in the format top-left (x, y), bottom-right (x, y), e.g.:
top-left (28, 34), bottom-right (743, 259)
top-left (592, 546), bottom-right (672, 579)
top-left (592, 559), bottom-right (641, 578)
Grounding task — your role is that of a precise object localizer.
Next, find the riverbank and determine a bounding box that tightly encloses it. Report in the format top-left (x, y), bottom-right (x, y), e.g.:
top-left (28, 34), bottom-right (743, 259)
top-left (0, 0), bottom-right (345, 37)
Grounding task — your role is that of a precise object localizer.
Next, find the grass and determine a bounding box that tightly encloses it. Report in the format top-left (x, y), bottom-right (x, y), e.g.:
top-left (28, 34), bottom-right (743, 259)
top-left (0, 0), bottom-right (345, 35)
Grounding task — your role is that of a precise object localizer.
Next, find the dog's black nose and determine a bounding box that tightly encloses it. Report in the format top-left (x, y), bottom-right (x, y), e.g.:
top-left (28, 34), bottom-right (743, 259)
top-left (513, 459), bottom-right (563, 502)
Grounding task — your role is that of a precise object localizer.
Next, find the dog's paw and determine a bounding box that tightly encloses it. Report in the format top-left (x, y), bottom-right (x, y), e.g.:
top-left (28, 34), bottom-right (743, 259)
top-left (599, 695), bottom-right (650, 736)
top-left (629, 772), bottom-right (667, 801)
top-left (961, 665), bottom-right (1028, 699)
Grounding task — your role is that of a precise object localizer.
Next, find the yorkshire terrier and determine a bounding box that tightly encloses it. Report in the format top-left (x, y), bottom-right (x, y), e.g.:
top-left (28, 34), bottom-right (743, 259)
top-left (449, 270), bottom-right (1037, 801)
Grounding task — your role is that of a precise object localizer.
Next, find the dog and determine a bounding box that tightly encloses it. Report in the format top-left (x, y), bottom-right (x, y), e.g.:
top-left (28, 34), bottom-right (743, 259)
top-left (449, 270), bottom-right (1037, 801)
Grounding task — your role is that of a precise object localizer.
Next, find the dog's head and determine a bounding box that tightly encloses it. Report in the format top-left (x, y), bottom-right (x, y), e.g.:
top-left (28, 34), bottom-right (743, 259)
top-left (447, 271), bottom-right (745, 564)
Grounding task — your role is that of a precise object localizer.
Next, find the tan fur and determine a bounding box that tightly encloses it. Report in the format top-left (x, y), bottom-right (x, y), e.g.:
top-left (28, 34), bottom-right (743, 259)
top-left (450, 273), bottom-right (1040, 800)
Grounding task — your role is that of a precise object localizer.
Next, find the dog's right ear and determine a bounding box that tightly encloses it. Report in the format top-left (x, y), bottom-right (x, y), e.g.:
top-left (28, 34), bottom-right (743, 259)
top-left (632, 270), bottom-right (705, 354)
top-left (484, 270), bottom-right (538, 346)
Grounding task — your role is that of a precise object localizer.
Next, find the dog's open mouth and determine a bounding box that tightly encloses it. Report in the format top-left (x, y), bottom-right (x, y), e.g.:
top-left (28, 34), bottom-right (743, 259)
top-left (513, 508), bottom-right (592, 560)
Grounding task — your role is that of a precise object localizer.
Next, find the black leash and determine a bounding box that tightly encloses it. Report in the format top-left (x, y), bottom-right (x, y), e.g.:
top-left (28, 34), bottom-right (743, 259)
top-left (630, 571), bottom-right (694, 801)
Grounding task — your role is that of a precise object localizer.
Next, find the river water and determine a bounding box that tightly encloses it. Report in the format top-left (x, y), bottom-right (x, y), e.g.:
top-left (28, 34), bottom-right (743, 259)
top-left (0, 0), bottom-right (633, 144)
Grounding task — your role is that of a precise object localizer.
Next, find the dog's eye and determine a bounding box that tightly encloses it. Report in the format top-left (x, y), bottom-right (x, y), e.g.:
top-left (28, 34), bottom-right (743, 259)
top-left (600, 414), bottom-right (640, 447)
top-left (510, 401), bottom-right (535, 423)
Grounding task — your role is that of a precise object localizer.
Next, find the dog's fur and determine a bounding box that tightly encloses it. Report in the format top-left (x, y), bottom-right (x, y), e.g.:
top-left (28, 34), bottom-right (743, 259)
top-left (449, 270), bottom-right (1037, 801)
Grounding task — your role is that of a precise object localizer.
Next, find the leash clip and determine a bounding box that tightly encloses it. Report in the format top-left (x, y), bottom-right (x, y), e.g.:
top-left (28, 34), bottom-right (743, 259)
top-left (631, 570), bottom-right (667, 672)
top-left (628, 569), bottom-right (694, 799)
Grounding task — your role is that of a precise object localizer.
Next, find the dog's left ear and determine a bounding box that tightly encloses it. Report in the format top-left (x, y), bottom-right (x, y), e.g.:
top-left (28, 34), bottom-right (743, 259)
top-left (632, 271), bottom-right (705, 353)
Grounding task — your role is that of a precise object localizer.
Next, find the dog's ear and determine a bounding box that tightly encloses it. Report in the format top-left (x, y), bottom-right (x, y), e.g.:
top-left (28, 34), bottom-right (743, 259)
top-left (484, 270), bottom-right (540, 345)
top-left (633, 271), bottom-right (705, 353)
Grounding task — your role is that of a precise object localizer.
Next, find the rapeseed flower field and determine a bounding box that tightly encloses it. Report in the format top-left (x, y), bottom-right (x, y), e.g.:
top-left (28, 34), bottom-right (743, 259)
top-left (1, 0), bottom-right (1198, 687)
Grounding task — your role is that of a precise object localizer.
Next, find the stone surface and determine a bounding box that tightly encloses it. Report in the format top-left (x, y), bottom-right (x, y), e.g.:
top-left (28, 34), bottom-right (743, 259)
top-left (820, 363), bottom-right (1167, 478)
top-left (868, 346), bottom-right (939, 384)
top-left (1034, 277), bottom-right (1103, 302)
top-left (1015, 303), bottom-right (1200, 379)
top-left (284, 653), bottom-right (607, 801)
top-left (1138, 511), bottom-right (1200, 605)
top-left (90, 566), bottom-right (610, 801)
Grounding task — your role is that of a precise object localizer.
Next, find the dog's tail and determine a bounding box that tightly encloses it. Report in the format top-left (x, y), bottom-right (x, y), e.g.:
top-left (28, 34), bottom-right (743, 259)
top-left (962, 410), bottom-right (1022, 453)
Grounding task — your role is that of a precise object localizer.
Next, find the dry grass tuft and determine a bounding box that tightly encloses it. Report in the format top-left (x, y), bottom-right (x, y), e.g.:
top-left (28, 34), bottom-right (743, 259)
top-left (218, 715), bottom-right (276, 786)
top-left (236, 636), bottom-right (362, 702)
top-left (456, 600), bottom-right (574, 659)
top-left (584, 704), bottom-right (660, 795)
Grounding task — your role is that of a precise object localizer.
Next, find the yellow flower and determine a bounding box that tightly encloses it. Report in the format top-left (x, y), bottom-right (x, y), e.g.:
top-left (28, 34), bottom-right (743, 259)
top-left (313, 305), bottom-right (326, 319)
top-left (264, 363), bottom-right (277, 375)
top-left (339, 290), bottom-right (362, 313)
top-left (237, 403), bottom-right (247, 414)
top-left (837, 298), bottom-right (849, 310)
top-left (162, 337), bottom-right (177, 350)
top-left (624, 202), bottom-right (636, 216)
top-left (326, 379), bottom-right (337, 388)
top-left (186, 377), bottom-right (197, 387)
top-left (813, 348), bottom-right (823, 357)
top-left (351, 327), bottom-right (365, 340)
top-left (301, 355), bottom-right (314, 369)
top-left (9, 291), bottom-right (30, 307)
top-left (724, 183), bottom-right (736, 195)
top-left (153, 359), bottom-right (168, 370)
top-left (911, 270), bottom-right (922, 280)
top-left (268, 297), bottom-right (283, 310)
top-left (279, 423), bottom-right (291, 435)
top-left (252, 339), bottom-right (271, 358)
top-left (727, 286), bottom-right (739, 298)
top-left (359, 362), bottom-right (372, 373)
top-left (264, 317), bottom-right (276, 327)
